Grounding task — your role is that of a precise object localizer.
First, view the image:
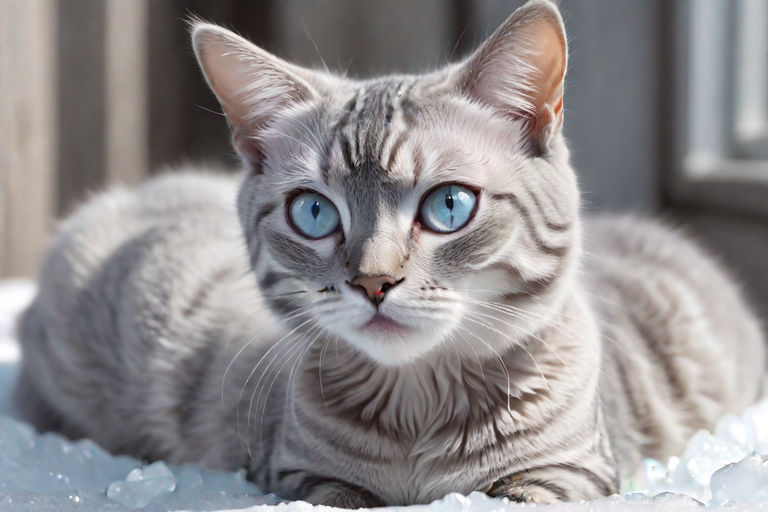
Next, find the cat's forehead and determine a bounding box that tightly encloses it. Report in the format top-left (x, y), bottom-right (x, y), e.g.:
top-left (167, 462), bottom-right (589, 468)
top-left (316, 77), bottom-right (518, 193)
top-left (328, 77), bottom-right (421, 180)
top-left (267, 73), bottom-right (519, 204)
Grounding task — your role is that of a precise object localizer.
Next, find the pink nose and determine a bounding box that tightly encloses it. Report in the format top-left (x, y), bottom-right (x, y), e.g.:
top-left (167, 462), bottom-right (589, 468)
top-left (349, 275), bottom-right (399, 305)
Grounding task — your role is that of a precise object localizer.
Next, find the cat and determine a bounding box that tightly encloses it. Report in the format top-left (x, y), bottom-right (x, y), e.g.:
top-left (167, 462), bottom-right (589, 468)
top-left (14, 0), bottom-right (765, 506)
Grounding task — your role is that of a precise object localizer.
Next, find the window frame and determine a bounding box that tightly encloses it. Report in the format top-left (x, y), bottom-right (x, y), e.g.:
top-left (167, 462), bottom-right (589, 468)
top-left (668, 0), bottom-right (768, 217)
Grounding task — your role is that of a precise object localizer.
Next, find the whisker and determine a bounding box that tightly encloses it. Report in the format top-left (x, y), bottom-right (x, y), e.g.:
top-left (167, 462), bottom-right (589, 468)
top-left (318, 335), bottom-right (331, 405)
top-left (248, 323), bottom-right (320, 455)
top-left (467, 305), bottom-right (579, 389)
top-left (453, 329), bottom-right (486, 383)
top-left (254, 324), bottom-right (323, 449)
top-left (235, 316), bottom-right (315, 448)
top-left (261, 290), bottom-right (309, 298)
top-left (452, 323), bottom-right (514, 410)
top-left (222, 300), bottom-right (319, 414)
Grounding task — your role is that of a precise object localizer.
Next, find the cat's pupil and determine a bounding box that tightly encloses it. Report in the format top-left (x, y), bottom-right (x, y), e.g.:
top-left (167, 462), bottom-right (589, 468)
top-left (311, 201), bottom-right (320, 219)
top-left (445, 192), bottom-right (454, 210)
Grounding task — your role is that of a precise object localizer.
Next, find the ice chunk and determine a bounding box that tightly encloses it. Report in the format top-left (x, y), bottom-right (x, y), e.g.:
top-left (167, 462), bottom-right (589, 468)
top-left (744, 400), bottom-right (768, 454)
top-left (623, 457), bottom-right (675, 495)
top-left (714, 414), bottom-right (755, 452)
top-left (107, 461), bottom-right (176, 509)
top-left (665, 428), bottom-right (748, 501)
top-left (710, 453), bottom-right (768, 506)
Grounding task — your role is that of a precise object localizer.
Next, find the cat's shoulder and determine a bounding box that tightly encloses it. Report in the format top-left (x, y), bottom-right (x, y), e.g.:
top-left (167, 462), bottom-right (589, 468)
top-left (38, 169), bottom-right (245, 310)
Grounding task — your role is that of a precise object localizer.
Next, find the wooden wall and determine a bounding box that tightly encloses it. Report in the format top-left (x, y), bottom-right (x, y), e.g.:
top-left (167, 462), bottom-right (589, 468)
top-left (0, 0), bottom-right (459, 278)
top-left (0, 0), bottom-right (56, 277)
top-left (1, 0), bottom-right (765, 329)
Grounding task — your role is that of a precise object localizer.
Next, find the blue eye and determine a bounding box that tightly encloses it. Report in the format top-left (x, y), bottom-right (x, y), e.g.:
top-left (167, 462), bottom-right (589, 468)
top-left (288, 192), bottom-right (340, 239)
top-left (419, 184), bottom-right (477, 233)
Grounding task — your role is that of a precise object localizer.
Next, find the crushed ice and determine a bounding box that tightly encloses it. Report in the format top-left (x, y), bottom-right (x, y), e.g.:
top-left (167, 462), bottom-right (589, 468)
top-left (106, 461), bottom-right (177, 508)
top-left (624, 399), bottom-right (768, 506)
top-left (2, 281), bottom-right (768, 511)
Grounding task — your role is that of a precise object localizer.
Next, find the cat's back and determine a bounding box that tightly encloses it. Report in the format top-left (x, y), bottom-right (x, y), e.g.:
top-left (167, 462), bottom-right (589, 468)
top-left (583, 215), bottom-right (765, 470)
top-left (30, 171), bottom-right (245, 324)
top-left (15, 171), bottom-right (265, 463)
top-left (34, 172), bottom-right (237, 306)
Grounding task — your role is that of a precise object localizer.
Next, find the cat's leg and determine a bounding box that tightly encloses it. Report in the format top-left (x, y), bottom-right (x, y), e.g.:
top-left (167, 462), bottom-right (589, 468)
top-left (14, 365), bottom-right (85, 440)
top-left (486, 474), bottom-right (562, 504)
top-left (13, 304), bottom-right (86, 440)
top-left (301, 479), bottom-right (384, 508)
top-left (486, 453), bottom-right (619, 504)
top-left (486, 461), bottom-right (619, 504)
top-left (487, 415), bottom-right (619, 504)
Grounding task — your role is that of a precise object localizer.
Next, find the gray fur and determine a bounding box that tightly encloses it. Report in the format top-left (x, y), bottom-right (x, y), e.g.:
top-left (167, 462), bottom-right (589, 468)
top-left (15, 0), bottom-right (765, 506)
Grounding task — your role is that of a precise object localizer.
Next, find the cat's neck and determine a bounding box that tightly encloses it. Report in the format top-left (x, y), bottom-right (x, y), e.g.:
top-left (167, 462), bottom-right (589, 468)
top-left (297, 295), bottom-right (600, 439)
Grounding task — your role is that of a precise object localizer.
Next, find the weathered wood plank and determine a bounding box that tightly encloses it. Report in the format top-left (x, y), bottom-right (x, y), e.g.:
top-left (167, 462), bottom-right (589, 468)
top-left (0, 0), bottom-right (56, 278)
top-left (105, 0), bottom-right (149, 185)
top-left (56, 0), bottom-right (107, 215)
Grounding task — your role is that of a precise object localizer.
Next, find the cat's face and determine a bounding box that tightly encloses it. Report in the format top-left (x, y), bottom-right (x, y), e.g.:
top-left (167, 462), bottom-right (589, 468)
top-left (194, 0), bottom-right (579, 365)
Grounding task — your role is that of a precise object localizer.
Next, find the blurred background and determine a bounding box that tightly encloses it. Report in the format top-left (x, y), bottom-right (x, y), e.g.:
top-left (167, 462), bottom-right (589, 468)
top-left (1, 0), bottom-right (767, 316)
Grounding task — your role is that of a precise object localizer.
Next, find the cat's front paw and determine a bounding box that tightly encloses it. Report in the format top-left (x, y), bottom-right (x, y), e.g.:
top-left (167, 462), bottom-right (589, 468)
top-left (303, 480), bottom-right (384, 509)
top-left (486, 475), bottom-right (562, 504)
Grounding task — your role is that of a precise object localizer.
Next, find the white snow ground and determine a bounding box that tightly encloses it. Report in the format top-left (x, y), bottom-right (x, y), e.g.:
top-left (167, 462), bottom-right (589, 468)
top-left (1, 280), bottom-right (767, 511)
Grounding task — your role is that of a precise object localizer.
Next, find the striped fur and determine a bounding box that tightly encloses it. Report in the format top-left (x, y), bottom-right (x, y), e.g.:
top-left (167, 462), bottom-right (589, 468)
top-left (15, 0), bottom-right (765, 507)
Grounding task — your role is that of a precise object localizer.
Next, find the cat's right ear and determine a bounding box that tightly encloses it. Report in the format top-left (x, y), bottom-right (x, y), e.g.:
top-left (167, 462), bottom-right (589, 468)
top-left (454, 0), bottom-right (567, 152)
top-left (191, 22), bottom-right (322, 170)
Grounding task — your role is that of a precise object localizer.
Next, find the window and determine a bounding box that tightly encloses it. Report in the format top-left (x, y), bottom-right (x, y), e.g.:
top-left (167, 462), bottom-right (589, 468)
top-left (670, 0), bottom-right (768, 216)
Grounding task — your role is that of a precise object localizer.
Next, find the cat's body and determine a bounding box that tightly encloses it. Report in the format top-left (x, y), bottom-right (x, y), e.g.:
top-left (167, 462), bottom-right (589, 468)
top-left (16, 172), bottom-right (764, 505)
top-left (15, 0), bottom-right (766, 506)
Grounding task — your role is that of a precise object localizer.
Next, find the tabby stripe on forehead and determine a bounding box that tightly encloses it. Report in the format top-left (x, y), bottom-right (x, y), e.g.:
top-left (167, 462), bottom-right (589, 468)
top-left (364, 88), bottom-right (390, 159)
top-left (412, 146), bottom-right (425, 185)
top-left (333, 94), bottom-right (358, 135)
top-left (331, 93), bottom-right (361, 172)
top-left (398, 80), bottom-right (419, 126)
top-left (378, 80), bottom-right (416, 171)
top-left (385, 131), bottom-right (408, 171)
top-left (340, 136), bottom-right (356, 170)
top-left (354, 89), bottom-right (374, 160)
top-left (376, 95), bottom-right (398, 166)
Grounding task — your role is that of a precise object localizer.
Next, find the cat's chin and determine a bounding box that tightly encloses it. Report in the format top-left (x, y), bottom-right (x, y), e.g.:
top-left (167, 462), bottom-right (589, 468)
top-left (330, 318), bottom-right (448, 366)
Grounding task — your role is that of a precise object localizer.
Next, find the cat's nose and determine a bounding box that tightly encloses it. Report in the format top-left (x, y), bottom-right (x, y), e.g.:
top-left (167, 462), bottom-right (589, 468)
top-left (349, 275), bottom-right (400, 305)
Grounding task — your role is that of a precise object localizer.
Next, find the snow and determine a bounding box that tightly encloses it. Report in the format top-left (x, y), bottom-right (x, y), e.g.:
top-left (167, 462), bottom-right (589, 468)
top-left (1, 281), bottom-right (767, 511)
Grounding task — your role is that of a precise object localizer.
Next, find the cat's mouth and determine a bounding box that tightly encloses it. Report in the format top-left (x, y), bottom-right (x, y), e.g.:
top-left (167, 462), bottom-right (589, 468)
top-left (360, 313), bottom-right (413, 336)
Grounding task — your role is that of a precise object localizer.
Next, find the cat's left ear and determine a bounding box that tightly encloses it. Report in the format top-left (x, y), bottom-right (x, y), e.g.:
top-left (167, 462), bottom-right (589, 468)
top-left (456, 0), bottom-right (567, 150)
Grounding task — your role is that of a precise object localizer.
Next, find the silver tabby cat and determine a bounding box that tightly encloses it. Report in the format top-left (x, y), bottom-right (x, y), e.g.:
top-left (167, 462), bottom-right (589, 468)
top-left (15, 0), bottom-right (765, 506)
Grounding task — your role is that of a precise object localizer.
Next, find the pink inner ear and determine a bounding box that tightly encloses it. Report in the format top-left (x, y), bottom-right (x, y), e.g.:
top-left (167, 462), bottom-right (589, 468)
top-left (525, 18), bottom-right (567, 113)
top-left (233, 132), bottom-right (264, 172)
top-left (193, 23), bottom-right (318, 141)
top-left (461, 4), bottom-right (567, 145)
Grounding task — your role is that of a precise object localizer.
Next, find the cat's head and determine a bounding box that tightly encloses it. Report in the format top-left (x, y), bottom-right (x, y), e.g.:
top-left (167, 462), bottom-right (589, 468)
top-left (192, 0), bottom-right (580, 366)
